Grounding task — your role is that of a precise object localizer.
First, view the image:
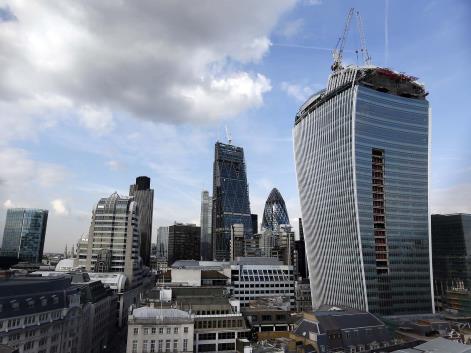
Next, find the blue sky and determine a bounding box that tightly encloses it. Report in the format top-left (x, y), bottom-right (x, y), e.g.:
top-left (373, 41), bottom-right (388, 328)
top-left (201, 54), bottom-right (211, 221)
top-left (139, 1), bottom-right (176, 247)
top-left (0, 0), bottom-right (469, 252)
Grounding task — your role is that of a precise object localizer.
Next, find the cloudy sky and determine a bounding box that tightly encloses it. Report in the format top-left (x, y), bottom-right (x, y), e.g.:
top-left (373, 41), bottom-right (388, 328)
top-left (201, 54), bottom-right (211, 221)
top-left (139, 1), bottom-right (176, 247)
top-left (0, 0), bottom-right (470, 252)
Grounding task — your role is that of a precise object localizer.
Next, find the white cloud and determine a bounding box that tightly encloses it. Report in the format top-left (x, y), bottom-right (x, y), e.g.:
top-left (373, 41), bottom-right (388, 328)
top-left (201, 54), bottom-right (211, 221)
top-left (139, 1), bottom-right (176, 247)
top-left (281, 82), bottom-right (321, 102)
top-left (51, 199), bottom-right (69, 215)
top-left (3, 199), bottom-right (14, 208)
top-left (78, 105), bottom-right (114, 134)
top-left (105, 160), bottom-right (125, 171)
top-left (0, 147), bottom-right (69, 188)
top-left (0, 1), bottom-right (295, 127)
top-left (279, 18), bottom-right (304, 39)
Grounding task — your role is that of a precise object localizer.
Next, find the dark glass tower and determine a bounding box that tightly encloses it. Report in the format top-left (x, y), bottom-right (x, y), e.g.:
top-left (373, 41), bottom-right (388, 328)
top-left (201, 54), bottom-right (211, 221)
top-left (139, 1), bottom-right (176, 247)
top-left (129, 176), bottom-right (154, 267)
top-left (1, 208), bottom-right (48, 263)
top-left (261, 188), bottom-right (290, 231)
top-left (168, 223), bottom-right (201, 265)
top-left (432, 214), bottom-right (471, 298)
top-left (212, 142), bottom-right (252, 261)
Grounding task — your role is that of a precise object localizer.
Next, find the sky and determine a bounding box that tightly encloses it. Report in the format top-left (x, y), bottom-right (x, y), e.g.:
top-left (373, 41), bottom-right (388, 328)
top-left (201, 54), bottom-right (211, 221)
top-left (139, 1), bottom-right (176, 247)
top-left (0, 0), bottom-right (470, 253)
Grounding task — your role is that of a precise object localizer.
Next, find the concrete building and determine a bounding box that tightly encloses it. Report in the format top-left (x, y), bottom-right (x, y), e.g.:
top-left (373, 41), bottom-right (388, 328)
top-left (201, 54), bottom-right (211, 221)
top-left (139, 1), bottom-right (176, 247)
top-left (0, 275), bottom-right (82, 353)
top-left (127, 308), bottom-right (194, 353)
top-left (243, 297), bottom-right (292, 333)
top-left (200, 191), bottom-right (213, 261)
top-left (294, 64), bottom-right (433, 315)
top-left (0, 208), bottom-right (48, 263)
top-left (295, 279), bottom-right (312, 312)
top-left (230, 224), bottom-right (245, 261)
top-left (129, 176), bottom-right (154, 267)
top-left (212, 142), bottom-right (253, 261)
top-left (168, 223), bottom-right (201, 266)
top-left (84, 192), bottom-right (142, 287)
top-left (230, 257), bottom-right (295, 310)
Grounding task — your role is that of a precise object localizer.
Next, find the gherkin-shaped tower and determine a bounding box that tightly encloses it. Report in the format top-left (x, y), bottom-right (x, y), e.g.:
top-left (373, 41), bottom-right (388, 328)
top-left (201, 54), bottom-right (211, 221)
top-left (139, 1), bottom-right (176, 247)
top-left (261, 188), bottom-right (290, 231)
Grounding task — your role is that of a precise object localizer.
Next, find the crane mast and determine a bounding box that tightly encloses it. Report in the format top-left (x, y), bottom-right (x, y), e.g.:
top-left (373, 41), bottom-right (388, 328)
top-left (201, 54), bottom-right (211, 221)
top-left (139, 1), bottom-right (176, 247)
top-left (331, 8), bottom-right (372, 71)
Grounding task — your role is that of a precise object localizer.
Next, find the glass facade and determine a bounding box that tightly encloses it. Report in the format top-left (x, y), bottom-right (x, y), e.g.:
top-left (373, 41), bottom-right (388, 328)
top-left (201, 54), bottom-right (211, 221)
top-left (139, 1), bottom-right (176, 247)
top-left (212, 142), bottom-right (252, 261)
top-left (200, 191), bottom-right (212, 260)
top-left (294, 66), bottom-right (433, 315)
top-left (1, 208), bottom-right (48, 263)
top-left (261, 188), bottom-right (290, 232)
top-left (431, 214), bottom-right (471, 298)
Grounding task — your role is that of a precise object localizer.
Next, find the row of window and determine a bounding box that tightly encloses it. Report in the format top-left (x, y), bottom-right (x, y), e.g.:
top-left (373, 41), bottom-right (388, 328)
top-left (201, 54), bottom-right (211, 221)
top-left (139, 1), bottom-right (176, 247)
top-left (132, 339), bottom-right (188, 353)
top-left (133, 326), bottom-right (189, 335)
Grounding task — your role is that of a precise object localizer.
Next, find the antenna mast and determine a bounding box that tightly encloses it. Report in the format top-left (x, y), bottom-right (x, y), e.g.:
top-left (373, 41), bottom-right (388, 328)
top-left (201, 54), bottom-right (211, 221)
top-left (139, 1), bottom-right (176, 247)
top-left (225, 126), bottom-right (232, 145)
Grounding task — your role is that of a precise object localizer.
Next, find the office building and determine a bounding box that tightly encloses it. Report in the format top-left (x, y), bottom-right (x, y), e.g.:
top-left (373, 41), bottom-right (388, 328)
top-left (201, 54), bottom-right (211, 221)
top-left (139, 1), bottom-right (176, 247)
top-left (127, 308), bottom-right (194, 353)
top-left (230, 224), bottom-right (245, 261)
top-left (295, 278), bottom-right (312, 312)
top-left (251, 214), bottom-right (258, 235)
top-left (294, 218), bottom-right (308, 279)
top-left (129, 176), bottom-right (154, 267)
top-left (0, 276), bottom-right (82, 353)
top-left (1, 208), bottom-right (48, 263)
top-left (84, 192), bottom-right (142, 287)
top-left (156, 227), bottom-right (169, 258)
top-left (200, 191), bottom-right (213, 260)
top-left (432, 214), bottom-right (471, 312)
top-left (261, 188), bottom-right (290, 232)
top-left (230, 257), bottom-right (295, 309)
top-left (212, 142), bottom-right (253, 261)
top-left (294, 65), bottom-right (433, 315)
top-left (168, 223), bottom-right (201, 266)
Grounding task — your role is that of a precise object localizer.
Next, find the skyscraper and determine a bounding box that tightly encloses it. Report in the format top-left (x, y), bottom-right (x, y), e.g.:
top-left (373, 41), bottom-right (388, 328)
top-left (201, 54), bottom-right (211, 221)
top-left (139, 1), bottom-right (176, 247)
top-left (156, 226), bottom-right (169, 258)
top-left (129, 176), bottom-right (154, 267)
top-left (294, 65), bottom-right (433, 315)
top-left (200, 190), bottom-right (212, 260)
top-left (85, 192), bottom-right (142, 286)
top-left (212, 142), bottom-right (252, 261)
top-left (431, 214), bottom-right (471, 302)
top-left (251, 214), bottom-right (258, 234)
top-left (294, 218), bottom-right (308, 279)
top-left (168, 223), bottom-right (201, 265)
top-left (261, 188), bottom-right (290, 232)
top-left (0, 208), bottom-right (48, 263)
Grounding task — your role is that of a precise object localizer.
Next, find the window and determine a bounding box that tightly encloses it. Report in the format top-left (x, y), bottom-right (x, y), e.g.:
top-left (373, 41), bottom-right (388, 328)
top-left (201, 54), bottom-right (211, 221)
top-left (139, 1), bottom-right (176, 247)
top-left (198, 344), bottom-right (216, 352)
top-left (144, 328), bottom-right (149, 335)
top-left (158, 340), bottom-right (163, 352)
top-left (151, 340), bottom-right (156, 352)
top-left (166, 340), bottom-right (171, 352)
top-left (174, 327), bottom-right (178, 334)
top-left (218, 332), bottom-right (235, 339)
top-left (133, 328), bottom-right (139, 335)
top-left (166, 327), bottom-right (171, 334)
top-left (143, 340), bottom-right (148, 353)
top-left (183, 339), bottom-right (188, 351)
top-left (152, 328), bottom-right (157, 334)
top-left (218, 343), bottom-right (235, 351)
top-left (184, 327), bottom-right (189, 333)
top-left (173, 340), bottom-right (178, 351)
top-left (132, 340), bottom-right (138, 353)
top-left (199, 333), bottom-right (216, 340)
top-left (50, 346), bottom-right (58, 353)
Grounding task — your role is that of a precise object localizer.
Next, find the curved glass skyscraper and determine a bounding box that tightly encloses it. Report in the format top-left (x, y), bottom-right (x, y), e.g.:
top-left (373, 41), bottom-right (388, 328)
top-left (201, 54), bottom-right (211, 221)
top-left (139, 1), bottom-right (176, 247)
top-left (293, 66), bottom-right (433, 315)
top-left (261, 188), bottom-right (290, 231)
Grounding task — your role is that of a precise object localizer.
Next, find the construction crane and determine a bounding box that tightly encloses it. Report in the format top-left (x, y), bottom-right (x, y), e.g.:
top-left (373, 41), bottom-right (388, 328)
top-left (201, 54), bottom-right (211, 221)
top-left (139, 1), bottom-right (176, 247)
top-left (355, 10), bottom-right (372, 66)
top-left (331, 8), bottom-right (354, 72)
top-left (331, 8), bottom-right (372, 71)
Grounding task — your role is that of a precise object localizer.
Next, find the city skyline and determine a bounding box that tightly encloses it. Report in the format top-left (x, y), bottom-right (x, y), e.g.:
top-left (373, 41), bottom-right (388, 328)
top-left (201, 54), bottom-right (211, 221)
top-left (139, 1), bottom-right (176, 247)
top-left (0, 0), bottom-right (469, 253)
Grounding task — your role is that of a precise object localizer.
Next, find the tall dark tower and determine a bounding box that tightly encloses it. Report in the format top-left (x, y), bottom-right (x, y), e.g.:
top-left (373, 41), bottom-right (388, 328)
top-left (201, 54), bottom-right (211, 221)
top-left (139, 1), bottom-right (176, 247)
top-left (129, 176), bottom-right (154, 267)
top-left (212, 142), bottom-right (252, 261)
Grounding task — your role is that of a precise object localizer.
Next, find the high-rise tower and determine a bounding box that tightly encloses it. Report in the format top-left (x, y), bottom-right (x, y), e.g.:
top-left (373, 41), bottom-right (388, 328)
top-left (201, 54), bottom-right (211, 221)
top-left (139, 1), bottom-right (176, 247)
top-left (261, 188), bottom-right (290, 232)
top-left (294, 65), bottom-right (433, 315)
top-left (129, 176), bottom-right (154, 267)
top-left (85, 192), bottom-right (142, 286)
top-left (212, 142), bottom-right (252, 261)
top-left (0, 208), bottom-right (48, 263)
top-left (200, 190), bottom-right (212, 260)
